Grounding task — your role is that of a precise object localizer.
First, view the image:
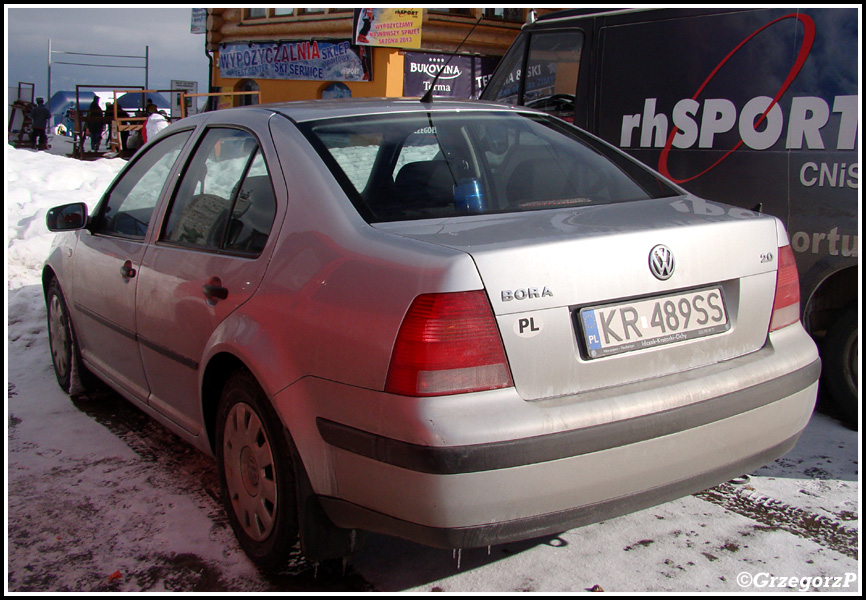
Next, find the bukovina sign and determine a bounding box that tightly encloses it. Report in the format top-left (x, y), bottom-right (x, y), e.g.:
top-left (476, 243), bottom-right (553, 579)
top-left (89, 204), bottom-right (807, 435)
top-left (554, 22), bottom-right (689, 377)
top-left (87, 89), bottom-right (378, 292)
top-left (403, 52), bottom-right (500, 99)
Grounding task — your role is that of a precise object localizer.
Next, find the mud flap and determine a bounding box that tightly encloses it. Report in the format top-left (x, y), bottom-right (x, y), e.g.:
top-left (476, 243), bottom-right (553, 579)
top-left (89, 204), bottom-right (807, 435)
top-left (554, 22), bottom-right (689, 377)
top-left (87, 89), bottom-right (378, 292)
top-left (287, 428), bottom-right (366, 562)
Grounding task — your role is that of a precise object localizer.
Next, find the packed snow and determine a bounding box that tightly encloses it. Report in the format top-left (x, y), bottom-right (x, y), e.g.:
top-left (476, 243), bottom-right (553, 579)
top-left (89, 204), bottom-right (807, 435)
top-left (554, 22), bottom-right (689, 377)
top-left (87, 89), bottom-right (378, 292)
top-left (5, 137), bottom-right (860, 592)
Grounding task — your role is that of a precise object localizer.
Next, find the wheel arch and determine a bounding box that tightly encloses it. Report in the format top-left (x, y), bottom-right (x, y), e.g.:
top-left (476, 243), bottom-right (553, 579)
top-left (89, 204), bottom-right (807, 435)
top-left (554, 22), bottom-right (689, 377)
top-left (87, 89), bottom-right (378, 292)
top-left (42, 265), bottom-right (59, 297)
top-left (201, 352), bottom-right (253, 454)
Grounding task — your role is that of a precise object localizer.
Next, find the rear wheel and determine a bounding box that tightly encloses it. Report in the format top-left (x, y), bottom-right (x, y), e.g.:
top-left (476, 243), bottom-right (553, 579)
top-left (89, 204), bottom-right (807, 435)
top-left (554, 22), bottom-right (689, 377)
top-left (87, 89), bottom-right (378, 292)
top-left (216, 370), bottom-right (300, 570)
top-left (823, 304), bottom-right (858, 427)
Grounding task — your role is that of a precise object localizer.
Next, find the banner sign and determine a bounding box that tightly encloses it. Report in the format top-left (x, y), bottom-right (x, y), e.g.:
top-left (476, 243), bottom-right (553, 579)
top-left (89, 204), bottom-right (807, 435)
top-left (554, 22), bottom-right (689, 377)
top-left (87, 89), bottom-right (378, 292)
top-left (171, 80), bottom-right (198, 118)
top-left (218, 40), bottom-right (372, 82)
top-left (190, 8), bottom-right (207, 34)
top-left (403, 52), bottom-right (501, 99)
top-left (353, 8), bottom-right (423, 49)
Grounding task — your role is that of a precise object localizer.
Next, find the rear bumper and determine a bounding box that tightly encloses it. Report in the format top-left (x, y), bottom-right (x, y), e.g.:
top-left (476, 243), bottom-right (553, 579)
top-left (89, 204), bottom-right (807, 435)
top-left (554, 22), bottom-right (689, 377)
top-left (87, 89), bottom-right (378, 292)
top-left (317, 432), bottom-right (804, 549)
top-left (316, 359), bottom-right (819, 475)
top-left (272, 325), bottom-right (820, 549)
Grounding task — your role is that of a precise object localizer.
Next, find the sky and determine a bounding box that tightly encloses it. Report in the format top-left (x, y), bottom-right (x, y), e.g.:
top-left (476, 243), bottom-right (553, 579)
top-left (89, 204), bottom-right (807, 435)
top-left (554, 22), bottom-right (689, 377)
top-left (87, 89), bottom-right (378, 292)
top-left (6, 5), bottom-right (210, 102)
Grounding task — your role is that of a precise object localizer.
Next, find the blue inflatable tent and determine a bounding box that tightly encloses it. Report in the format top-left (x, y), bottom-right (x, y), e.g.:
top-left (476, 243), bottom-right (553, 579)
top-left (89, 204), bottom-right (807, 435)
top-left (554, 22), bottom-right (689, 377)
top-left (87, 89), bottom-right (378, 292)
top-left (49, 91), bottom-right (96, 135)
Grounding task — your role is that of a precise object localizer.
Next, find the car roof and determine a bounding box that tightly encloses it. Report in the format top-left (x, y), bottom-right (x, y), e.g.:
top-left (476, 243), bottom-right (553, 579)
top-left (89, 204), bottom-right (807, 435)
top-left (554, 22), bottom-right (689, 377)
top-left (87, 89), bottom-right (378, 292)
top-left (210, 98), bottom-right (533, 124)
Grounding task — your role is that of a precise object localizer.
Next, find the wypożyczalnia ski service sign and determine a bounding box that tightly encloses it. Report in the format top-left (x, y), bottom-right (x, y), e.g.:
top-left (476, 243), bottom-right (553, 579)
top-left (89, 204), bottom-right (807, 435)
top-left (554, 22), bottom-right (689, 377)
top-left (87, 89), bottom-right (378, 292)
top-left (219, 40), bottom-right (372, 82)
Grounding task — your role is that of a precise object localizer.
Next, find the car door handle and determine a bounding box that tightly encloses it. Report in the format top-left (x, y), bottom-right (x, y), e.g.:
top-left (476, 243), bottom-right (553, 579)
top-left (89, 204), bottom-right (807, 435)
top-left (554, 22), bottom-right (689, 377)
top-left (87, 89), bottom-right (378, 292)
top-left (202, 277), bottom-right (229, 301)
top-left (120, 260), bottom-right (137, 279)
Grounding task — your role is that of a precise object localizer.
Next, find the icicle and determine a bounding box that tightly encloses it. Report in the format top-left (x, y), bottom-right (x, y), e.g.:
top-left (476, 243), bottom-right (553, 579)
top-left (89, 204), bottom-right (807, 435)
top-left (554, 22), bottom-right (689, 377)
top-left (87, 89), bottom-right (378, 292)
top-left (487, 545), bottom-right (491, 556)
top-left (456, 548), bottom-right (462, 570)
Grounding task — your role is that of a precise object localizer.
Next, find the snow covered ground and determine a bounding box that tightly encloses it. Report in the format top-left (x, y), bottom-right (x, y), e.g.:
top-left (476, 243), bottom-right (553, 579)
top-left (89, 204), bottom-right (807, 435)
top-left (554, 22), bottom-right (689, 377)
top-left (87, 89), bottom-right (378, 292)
top-left (5, 137), bottom-right (861, 592)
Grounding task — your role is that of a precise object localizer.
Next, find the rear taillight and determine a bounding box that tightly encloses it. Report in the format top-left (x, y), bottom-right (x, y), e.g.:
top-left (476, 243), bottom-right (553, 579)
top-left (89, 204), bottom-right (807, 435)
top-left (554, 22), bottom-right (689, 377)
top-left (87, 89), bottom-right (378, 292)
top-left (385, 291), bottom-right (514, 397)
top-left (770, 244), bottom-right (801, 332)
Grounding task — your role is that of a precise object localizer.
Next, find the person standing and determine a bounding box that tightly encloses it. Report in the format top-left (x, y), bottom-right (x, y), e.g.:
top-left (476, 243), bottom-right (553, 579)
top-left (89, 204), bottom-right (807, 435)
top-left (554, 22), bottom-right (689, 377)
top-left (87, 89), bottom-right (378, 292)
top-left (29, 97), bottom-right (52, 150)
top-left (144, 104), bottom-right (169, 144)
top-left (87, 97), bottom-right (104, 152)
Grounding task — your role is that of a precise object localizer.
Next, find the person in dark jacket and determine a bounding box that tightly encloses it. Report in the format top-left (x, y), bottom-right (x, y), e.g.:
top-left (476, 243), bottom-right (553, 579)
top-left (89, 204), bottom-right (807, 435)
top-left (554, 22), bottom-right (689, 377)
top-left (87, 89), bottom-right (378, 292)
top-left (87, 98), bottom-right (105, 152)
top-left (30, 97), bottom-right (52, 150)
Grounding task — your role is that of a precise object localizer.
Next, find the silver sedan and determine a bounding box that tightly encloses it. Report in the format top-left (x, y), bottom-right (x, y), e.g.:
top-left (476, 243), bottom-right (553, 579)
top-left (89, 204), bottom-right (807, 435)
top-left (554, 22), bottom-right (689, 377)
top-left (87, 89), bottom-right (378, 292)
top-left (43, 99), bottom-right (820, 570)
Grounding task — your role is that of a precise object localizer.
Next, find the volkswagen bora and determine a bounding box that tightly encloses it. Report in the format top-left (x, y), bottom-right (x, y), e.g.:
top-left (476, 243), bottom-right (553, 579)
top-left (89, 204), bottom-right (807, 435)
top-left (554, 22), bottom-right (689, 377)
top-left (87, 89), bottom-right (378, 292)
top-left (44, 99), bottom-right (820, 569)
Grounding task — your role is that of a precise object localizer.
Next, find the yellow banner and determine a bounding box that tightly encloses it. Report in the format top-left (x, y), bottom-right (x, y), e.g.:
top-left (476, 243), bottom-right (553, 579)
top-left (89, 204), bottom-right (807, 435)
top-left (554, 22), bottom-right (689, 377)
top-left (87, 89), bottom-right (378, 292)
top-left (354, 8), bottom-right (423, 49)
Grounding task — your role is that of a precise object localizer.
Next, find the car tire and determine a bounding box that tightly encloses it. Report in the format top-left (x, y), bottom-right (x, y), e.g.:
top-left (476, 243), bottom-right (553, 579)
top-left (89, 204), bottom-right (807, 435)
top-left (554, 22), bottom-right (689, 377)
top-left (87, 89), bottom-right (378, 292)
top-left (46, 278), bottom-right (92, 396)
top-left (823, 304), bottom-right (858, 427)
top-left (216, 369), bottom-right (300, 570)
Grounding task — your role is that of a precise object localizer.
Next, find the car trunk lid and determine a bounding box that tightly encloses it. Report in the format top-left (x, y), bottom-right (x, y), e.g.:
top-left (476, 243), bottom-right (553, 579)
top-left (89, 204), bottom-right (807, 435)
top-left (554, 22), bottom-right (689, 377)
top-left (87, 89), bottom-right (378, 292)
top-left (375, 196), bottom-right (782, 400)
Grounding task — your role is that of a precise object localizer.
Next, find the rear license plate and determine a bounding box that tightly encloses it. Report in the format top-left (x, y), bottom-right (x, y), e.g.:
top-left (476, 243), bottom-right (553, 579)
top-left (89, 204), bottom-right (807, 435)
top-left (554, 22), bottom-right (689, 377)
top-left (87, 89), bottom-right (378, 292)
top-left (579, 287), bottom-right (729, 359)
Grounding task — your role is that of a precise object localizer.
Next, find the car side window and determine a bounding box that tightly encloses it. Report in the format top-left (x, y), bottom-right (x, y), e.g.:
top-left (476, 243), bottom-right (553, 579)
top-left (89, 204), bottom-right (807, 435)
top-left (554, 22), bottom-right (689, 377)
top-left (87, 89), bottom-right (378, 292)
top-left (484, 30), bottom-right (584, 123)
top-left (93, 131), bottom-right (192, 239)
top-left (223, 152), bottom-right (277, 255)
top-left (161, 128), bottom-right (276, 256)
top-left (522, 31), bottom-right (583, 123)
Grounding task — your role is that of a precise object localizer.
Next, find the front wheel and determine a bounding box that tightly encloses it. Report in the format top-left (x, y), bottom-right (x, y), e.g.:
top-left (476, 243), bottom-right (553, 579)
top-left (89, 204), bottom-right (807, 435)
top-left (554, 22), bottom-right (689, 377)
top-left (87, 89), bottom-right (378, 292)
top-left (46, 278), bottom-right (92, 396)
top-left (216, 370), bottom-right (300, 570)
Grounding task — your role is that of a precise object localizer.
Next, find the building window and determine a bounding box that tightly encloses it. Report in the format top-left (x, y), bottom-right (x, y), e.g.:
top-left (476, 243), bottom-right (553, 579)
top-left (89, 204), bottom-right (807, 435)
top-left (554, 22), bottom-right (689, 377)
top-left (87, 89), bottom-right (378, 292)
top-left (428, 8), bottom-right (474, 17)
top-left (245, 8), bottom-right (349, 20)
top-left (483, 8), bottom-right (524, 22)
top-left (238, 80), bottom-right (260, 106)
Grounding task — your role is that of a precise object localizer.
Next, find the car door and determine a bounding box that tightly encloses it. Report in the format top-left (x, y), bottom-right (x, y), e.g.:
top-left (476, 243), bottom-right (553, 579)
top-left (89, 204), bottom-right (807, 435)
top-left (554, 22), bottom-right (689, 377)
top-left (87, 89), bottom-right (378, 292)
top-left (71, 130), bottom-right (193, 401)
top-left (135, 125), bottom-right (281, 434)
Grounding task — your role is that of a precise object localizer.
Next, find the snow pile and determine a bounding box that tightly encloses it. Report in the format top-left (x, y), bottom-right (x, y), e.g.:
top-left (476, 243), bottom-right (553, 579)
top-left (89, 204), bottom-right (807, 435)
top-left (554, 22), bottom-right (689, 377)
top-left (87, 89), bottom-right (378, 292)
top-left (6, 147), bottom-right (124, 377)
top-left (6, 146), bottom-right (124, 290)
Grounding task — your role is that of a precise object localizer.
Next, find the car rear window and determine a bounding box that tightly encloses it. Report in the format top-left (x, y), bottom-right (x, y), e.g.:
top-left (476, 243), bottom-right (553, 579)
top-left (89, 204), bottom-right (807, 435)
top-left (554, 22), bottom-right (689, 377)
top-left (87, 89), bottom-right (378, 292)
top-left (298, 111), bottom-right (679, 223)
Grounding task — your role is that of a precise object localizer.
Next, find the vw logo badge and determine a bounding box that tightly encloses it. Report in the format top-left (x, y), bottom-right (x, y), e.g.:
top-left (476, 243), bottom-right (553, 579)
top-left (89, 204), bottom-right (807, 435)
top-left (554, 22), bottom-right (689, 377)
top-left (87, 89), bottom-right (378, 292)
top-left (649, 245), bottom-right (675, 280)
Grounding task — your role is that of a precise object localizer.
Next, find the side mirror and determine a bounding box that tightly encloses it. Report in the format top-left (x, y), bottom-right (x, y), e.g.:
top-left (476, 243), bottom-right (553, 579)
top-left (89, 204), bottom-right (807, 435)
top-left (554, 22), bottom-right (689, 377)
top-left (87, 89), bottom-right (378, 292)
top-left (46, 202), bottom-right (89, 232)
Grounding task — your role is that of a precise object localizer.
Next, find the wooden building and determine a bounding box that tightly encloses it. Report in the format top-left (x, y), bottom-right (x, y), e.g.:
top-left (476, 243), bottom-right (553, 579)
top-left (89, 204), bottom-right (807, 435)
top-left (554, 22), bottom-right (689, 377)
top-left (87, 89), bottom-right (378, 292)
top-left (204, 8), bottom-right (558, 105)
